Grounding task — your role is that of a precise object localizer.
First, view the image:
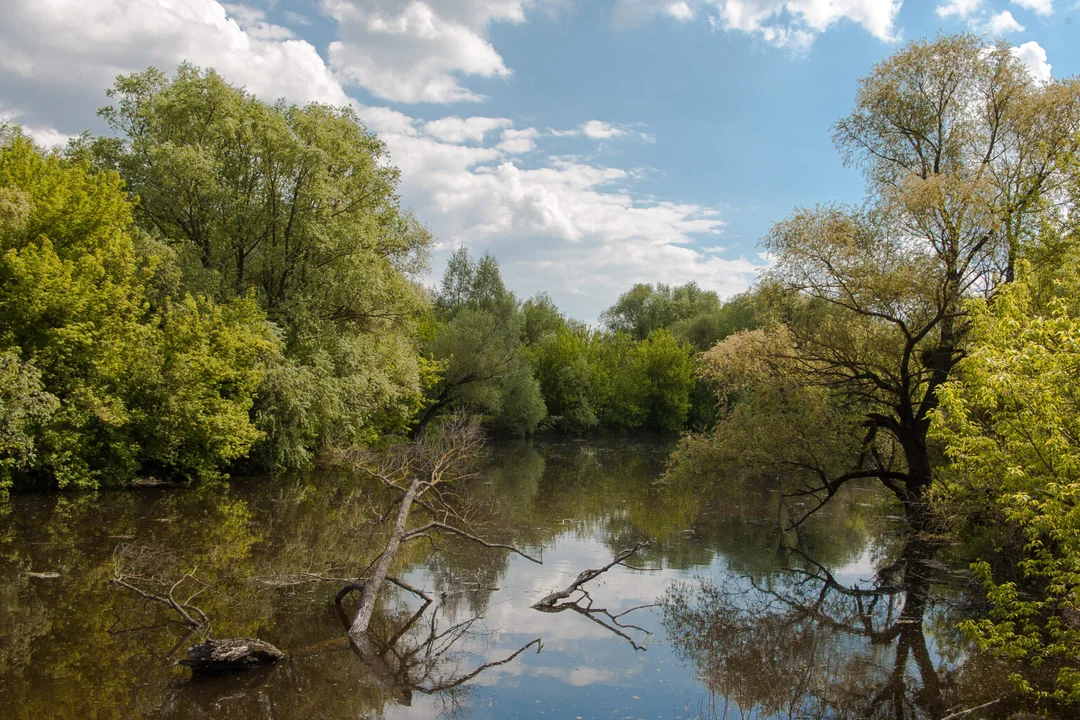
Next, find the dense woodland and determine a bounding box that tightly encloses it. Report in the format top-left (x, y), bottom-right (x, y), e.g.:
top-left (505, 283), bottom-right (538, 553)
top-left (3, 32), bottom-right (1080, 708)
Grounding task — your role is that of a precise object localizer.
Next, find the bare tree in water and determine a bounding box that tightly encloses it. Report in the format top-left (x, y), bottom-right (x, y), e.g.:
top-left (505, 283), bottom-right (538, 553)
top-left (336, 414), bottom-right (541, 641)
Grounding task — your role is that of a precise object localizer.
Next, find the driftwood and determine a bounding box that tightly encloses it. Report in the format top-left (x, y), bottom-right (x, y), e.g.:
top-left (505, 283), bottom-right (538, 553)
top-left (180, 638), bottom-right (284, 674)
top-left (532, 540), bottom-right (658, 650)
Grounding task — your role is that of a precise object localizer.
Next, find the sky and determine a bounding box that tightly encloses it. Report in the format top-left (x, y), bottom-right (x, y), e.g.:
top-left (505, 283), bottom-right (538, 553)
top-left (0, 0), bottom-right (1077, 322)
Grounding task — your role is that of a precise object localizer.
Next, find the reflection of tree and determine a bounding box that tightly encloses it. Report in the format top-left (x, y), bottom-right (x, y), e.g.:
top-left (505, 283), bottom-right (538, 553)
top-left (663, 539), bottom-right (1011, 719)
top-left (344, 585), bottom-right (541, 715)
top-left (532, 540), bottom-right (658, 651)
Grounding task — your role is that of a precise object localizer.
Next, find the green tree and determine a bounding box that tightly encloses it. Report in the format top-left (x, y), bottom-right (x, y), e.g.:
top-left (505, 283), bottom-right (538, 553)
top-left (638, 329), bottom-right (695, 433)
top-left (0, 129), bottom-right (277, 489)
top-left (93, 64), bottom-right (431, 466)
top-left (0, 351), bottom-right (58, 495)
top-left (419, 249), bottom-right (544, 436)
top-left (530, 323), bottom-right (597, 433)
top-left (933, 251), bottom-right (1080, 704)
top-left (671, 35), bottom-right (1080, 529)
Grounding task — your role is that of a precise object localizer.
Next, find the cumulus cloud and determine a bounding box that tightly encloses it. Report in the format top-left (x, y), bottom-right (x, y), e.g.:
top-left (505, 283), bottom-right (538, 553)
top-left (324, 0), bottom-right (533, 103)
top-left (613, 0), bottom-right (697, 24)
top-left (1012, 40), bottom-right (1052, 84)
top-left (936, 0), bottom-right (983, 18)
top-left (362, 108), bottom-right (762, 319)
top-left (497, 127), bottom-right (540, 154)
top-left (980, 10), bottom-right (1025, 33)
top-left (703, 0), bottom-right (901, 50)
top-left (1010, 0), bottom-right (1053, 15)
top-left (0, 106), bottom-right (73, 147)
top-left (221, 3), bottom-right (297, 40)
top-left (615, 0), bottom-right (901, 48)
top-left (424, 116), bottom-right (513, 143)
top-left (0, 0), bottom-right (348, 135)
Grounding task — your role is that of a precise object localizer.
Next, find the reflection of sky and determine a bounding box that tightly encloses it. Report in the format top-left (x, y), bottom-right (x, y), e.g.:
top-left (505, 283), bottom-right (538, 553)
top-left (388, 530), bottom-right (718, 719)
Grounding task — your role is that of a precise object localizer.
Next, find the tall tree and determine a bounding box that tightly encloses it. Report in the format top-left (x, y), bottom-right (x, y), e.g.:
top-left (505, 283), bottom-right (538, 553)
top-left (93, 64), bottom-right (432, 466)
top-left (416, 249), bottom-right (544, 436)
top-left (672, 35), bottom-right (1080, 529)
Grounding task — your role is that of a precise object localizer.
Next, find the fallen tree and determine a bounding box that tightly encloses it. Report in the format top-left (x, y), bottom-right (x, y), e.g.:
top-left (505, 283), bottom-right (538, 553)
top-left (337, 414), bottom-right (542, 640)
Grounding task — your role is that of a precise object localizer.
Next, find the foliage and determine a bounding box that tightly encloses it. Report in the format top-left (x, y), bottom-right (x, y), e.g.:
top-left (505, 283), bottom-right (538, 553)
top-left (601, 281), bottom-right (756, 350)
top-left (0, 352), bottom-right (58, 495)
top-left (94, 63), bottom-right (431, 466)
top-left (669, 34), bottom-right (1080, 528)
top-left (419, 249), bottom-right (544, 436)
top-left (0, 130), bottom-right (277, 489)
top-left (934, 254), bottom-right (1080, 704)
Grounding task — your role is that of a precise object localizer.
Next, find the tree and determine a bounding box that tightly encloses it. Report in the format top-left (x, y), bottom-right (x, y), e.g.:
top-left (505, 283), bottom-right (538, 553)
top-left (337, 415), bottom-right (541, 640)
top-left (0, 351), bottom-right (57, 496)
top-left (638, 329), bottom-right (695, 433)
top-left (0, 129), bottom-right (277, 489)
top-left (94, 64), bottom-right (432, 466)
top-left (529, 323), bottom-right (598, 433)
top-left (418, 249), bottom-right (544, 436)
top-left (672, 34), bottom-right (1080, 529)
top-left (933, 250), bottom-right (1080, 705)
top-left (601, 281), bottom-right (725, 343)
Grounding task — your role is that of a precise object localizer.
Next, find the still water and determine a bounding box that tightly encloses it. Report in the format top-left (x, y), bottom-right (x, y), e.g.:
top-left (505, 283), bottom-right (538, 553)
top-left (1, 440), bottom-right (1008, 719)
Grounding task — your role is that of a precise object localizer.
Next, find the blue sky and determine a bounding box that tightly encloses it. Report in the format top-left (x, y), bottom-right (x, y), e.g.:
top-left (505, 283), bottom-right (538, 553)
top-left (0, 0), bottom-right (1076, 321)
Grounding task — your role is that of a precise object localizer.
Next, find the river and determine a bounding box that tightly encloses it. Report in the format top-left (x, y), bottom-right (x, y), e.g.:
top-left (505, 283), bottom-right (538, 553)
top-left (0, 439), bottom-right (1011, 718)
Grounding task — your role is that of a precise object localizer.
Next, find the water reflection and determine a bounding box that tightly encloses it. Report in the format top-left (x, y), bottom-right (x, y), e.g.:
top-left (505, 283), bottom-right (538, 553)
top-left (663, 538), bottom-right (1010, 719)
top-left (0, 439), bottom-right (1010, 719)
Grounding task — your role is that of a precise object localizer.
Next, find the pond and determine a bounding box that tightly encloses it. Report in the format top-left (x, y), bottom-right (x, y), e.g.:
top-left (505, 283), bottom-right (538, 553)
top-left (0, 439), bottom-right (1010, 719)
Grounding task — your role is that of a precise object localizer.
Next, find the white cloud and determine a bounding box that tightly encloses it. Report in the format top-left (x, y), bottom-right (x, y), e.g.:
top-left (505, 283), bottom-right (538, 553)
top-left (1012, 40), bottom-right (1052, 84)
top-left (1010, 0), bottom-right (1053, 15)
top-left (0, 106), bottom-right (73, 147)
top-left (666, 1), bottom-right (696, 20)
top-left (497, 127), bottom-right (540, 154)
top-left (554, 120), bottom-right (654, 142)
top-left (0, 0), bottom-right (349, 137)
top-left (936, 0), bottom-right (983, 18)
top-left (363, 107), bottom-right (761, 320)
top-left (707, 0), bottom-right (902, 50)
top-left (423, 116), bottom-right (512, 143)
top-left (222, 3), bottom-right (297, 40)
top-left (980, 10), bottom-right (1025, 32)
top-left (613, 0), bottom-right (696, 24)
top-left (615, 0), bottom-right (901, 47)
top-left (324, 0), bottom-right (535, 103)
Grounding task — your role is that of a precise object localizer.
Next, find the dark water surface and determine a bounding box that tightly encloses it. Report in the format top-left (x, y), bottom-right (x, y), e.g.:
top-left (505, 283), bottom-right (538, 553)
top-left (1, 440), bottom-right (1009, 719)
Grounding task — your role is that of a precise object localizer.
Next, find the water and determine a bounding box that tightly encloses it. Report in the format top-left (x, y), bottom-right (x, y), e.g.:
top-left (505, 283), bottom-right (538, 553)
top-left (0, 439), bottom-right (1009, 719)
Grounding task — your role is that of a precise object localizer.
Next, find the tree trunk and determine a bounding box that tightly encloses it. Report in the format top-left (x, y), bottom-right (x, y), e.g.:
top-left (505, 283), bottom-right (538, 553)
top-left (349, 478), bottom-right (421, 638)
top-left (900, 433), bottom-right (933, 532)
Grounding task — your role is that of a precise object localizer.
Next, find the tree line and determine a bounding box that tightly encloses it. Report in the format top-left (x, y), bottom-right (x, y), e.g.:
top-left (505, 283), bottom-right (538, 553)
top-left (0, 63), bottom-right (755, 496)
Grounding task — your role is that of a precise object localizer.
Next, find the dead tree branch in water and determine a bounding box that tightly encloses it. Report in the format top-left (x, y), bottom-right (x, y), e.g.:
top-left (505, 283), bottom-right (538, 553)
top-left (110, 543), bottom-right (283, 674)
top-left (337, 413), bottom-right (542, 641)
top-left (110, 543), bottom-right (211, 635)
top-left (532, 540), bottom-right (658, 650)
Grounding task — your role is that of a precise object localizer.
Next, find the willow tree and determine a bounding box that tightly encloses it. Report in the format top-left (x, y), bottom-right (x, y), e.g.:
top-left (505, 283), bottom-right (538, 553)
top-left (672, 34), bottom-right (1080, 529)
top-left (94, 64), bottom-right (432, 466)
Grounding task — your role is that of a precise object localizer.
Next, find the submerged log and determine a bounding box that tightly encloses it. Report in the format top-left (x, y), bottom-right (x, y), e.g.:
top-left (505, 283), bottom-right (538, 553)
top-left (180, 638), bottom-right (284, 675)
